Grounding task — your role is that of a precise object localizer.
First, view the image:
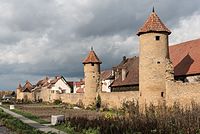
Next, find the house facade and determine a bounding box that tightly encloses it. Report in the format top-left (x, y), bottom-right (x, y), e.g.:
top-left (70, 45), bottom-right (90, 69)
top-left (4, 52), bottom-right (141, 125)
top-left (17, 76), bottom-right (74, 102)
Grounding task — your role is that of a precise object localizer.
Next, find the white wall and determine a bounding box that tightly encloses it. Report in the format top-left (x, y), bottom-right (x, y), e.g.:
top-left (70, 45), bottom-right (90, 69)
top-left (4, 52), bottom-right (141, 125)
top-left (102, 79), bottom-right (113, 92)
top-left (51, 79), bottom-right (72, 93)
top-left (185, 75), bottom-right (200, 83)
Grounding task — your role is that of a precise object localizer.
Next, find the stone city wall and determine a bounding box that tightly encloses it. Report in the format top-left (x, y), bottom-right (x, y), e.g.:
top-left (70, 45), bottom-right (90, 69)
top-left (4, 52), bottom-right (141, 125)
top-left (37, 88), bottom-right (51, 102)
top-left (166, 80), bottom-right (200, 106)
top-left (49, 91), bottom-right (139, 108)
top-left (100, 91), bottom-right (139, 108)
top-left (59, 93), bottom-right (84, 105)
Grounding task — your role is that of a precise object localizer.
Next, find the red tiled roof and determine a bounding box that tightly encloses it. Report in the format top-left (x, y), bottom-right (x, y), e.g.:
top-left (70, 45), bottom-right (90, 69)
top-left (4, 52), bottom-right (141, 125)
top-left (82, 50), bottom-right (102, 64)
top-left (137, 10), bottom-right (171, 36)
top-left (76, 88), bottom-right (84, 93)
top-left (22, 80), bottom-right (33, 92)
top-left (169, 38), bottom-right (200, 76)
top-left (110, 38), bottom-right (200, 87)
top-left (74, 82), bottom-right (81, 87)
top-left (50, 76), bottom-right (62, 84)
top-left (110, 57), bottom-right (139, 87)
top-left (74, 80), bottom-right (85, 88)
top-left (36, 77), bottom-right (49, 87)
top-left (17, 83), bottom-right (22, 89)
top-left (101, 70), bottom-right (112, 80)
top-left (67, 81), bottom-right (74, 89)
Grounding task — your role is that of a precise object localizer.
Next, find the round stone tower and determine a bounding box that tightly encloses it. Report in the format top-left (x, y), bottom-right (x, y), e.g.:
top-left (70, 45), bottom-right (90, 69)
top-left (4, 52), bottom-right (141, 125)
top-left (137, 9), bottom-right (171, 106)
top-left (82, 47), bottom-right (102, 105)
top-left (16, 83), bottom-right (23, 100)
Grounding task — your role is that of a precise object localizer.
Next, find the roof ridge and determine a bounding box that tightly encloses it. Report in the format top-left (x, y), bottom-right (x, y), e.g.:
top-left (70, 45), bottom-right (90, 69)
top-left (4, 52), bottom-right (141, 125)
top-left (171, 38), bottom-right (200, 47)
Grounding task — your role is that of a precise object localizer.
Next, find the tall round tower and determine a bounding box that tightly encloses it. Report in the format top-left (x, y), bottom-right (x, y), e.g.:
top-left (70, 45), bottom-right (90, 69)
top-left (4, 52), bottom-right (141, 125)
top-left (137, 9), bottom-right (171, 106)
top-left (16, 83), bottom-right (23, 100)
top-left (83, 47), bottom-right (102, 105)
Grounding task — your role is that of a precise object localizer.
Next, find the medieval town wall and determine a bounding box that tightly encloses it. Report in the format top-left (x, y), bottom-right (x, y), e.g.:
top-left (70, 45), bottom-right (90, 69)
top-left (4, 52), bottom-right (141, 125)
top-left (37, 88), bottom-right (51, 102)
top-left (49, 93), bottom-right (85, 105)
top-left (100, 91), bottom-right (139, 108)
top-left (48, 90), bottom-right (139, 109)
top-left (21, 92), bottom-right (33, 101)
top-left (166, 80), bottom-right (200, 107)
top-left (16, 90), bottom-right (24, 100)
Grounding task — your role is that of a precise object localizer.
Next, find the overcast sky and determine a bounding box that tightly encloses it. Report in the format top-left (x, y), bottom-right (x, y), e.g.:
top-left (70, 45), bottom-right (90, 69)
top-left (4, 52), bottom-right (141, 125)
top-left (0, 0), bottom-right (200, 90)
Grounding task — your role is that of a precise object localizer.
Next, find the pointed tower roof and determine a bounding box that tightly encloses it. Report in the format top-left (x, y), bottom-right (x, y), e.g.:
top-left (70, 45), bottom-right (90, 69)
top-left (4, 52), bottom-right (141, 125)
top-left (137, 8), bottom-right (171, 36)
top-left (17, 83), bottom-right (22, 89)
top-left (17, 83), bottom-right (23, 91)
top-left (82, 47), bottom-right (102, 64)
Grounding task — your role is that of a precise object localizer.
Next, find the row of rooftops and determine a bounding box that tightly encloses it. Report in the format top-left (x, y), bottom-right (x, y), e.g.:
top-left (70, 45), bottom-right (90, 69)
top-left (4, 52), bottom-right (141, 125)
top-left (17, 76), bottom-right (68, 92)
top-left (101, 38), bottom-right (200, 87)
top-left (17, 75), bottom-right (85, 93)
top-left (17, 37), bottom-right (200, 91)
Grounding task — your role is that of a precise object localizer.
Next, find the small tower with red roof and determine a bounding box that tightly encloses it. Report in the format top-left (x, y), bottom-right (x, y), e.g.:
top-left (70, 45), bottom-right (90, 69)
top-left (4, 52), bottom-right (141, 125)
top-left (83, 47), bottom-right (102, 105)
top-left (16, 83), bottom-right (23, 100)
top-left (137, 8), bottom-right (171, 106)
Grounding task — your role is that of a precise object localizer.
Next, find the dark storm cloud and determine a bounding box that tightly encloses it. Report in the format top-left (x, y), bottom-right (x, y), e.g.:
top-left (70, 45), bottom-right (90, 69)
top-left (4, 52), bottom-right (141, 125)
top-left (76, 0), bottom-right (200, 37)
top-left (0, 0), bottom-right (199, 89)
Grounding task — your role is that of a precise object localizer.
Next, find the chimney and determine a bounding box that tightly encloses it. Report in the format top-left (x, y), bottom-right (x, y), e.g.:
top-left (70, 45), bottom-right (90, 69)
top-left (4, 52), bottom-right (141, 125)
top-left (55, 76), bottom-right (60, 79)
top-left (123, 56), bottom-right (126, 61)
top-left (111, 70), bottom-right (115, 76)
top-left (112, 67), bottom-right (119, 80)
top-left (122, 68), bottom-right (127, 81)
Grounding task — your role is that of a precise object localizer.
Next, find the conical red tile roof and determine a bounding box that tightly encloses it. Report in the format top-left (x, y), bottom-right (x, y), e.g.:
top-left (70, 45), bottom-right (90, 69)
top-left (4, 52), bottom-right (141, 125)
top-left (137, 10), bottom-right (171, 36)
top-left (17, 83), bottom-right (22, 89)
top-left (82, 49), bottom-right (102, 64)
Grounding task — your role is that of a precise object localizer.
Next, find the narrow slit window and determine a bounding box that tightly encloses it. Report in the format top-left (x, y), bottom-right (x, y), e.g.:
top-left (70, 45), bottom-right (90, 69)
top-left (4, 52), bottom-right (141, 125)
top-left (157, 61), bottom-right (160, 64)
top-left (155, 36), bottom-right (160, 41)
top-left (161, 92), bottom-right (164, 97)
top-left (91, 63), bottom-right (94, 66)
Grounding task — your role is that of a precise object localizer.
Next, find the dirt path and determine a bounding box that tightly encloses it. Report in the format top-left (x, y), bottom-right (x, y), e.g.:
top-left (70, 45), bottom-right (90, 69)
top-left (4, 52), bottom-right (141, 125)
top-left (0, 106), bottom-right (66, 134)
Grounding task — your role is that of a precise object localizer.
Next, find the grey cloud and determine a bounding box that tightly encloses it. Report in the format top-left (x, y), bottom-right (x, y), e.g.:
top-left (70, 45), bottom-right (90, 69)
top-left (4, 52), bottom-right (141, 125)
top-left (76, 0), bottom-right (200, 37)
top-left (0, 0), bottom-right (199, 89)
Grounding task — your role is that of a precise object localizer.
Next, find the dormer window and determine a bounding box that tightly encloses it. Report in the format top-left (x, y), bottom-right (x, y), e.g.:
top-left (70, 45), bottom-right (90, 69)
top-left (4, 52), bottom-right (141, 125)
top-left (155, 36), bottom-right (160, 41)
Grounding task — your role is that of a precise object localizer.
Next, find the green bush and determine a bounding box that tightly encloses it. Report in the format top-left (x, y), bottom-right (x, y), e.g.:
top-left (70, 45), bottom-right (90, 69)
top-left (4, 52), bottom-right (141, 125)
top-left (53, 99), bottom-right (62, 105)
top-left (54, 123), bottom-right (76, 134)
top-left (82, 128), bottom-right (100, 134)
top-left (55, 122), bottom-right (100, 134)
top-left (96, 94), bottom-right (101, 111)
top-left (60, 101), bottom-right (200, 134)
